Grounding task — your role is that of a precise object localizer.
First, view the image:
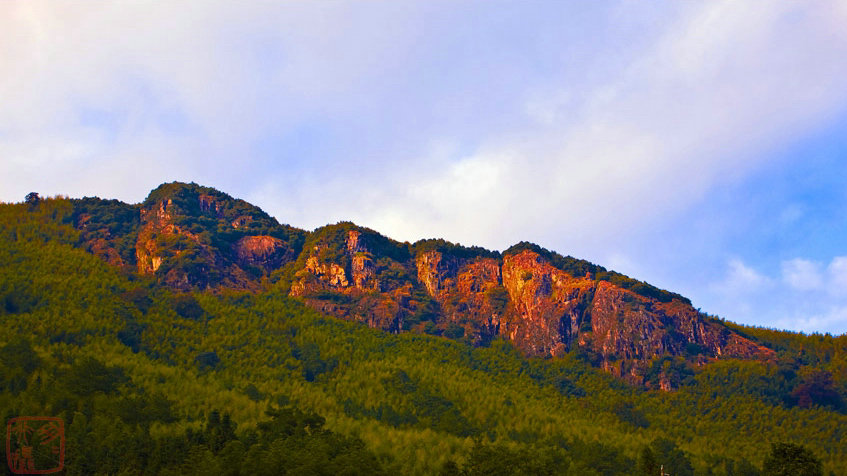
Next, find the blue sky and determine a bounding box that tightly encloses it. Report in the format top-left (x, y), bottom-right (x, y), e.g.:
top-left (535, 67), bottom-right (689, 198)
top-left (3, 1), bottom-right (847, 335)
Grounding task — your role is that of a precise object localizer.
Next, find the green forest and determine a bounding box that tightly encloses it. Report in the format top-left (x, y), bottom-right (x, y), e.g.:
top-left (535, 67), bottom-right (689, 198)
top-left (1, 197), bottom-right (845, 475)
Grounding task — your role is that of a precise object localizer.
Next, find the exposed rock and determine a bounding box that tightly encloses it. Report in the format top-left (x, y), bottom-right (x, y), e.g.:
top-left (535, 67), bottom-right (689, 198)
top-left (415, 250), bottom-right (502, 343)
top-left (231, 216), bottom-right (252, 229)
top-left (456, 258), bottom-right (504, 340)
top-left (347, 230), bottom-right (377, 290)
top-left (289, 226), bottom-right (416, 332)
top-left (285, 231), bottom-right (774, 386)
top-left (235, 235), bottom-right (287, 271)
top-left (198, 194), bottom-right (223, 216)
top-left (590, 280), bottom-right (773, 374)
top-left (130, 182), bottom-right (304, 290)
top-left (416, 250), bottom-right (459, 300)
top-left (136, 198), bottom-right (176, 276)
top-left (135, 197), bottom-right (229, 290)
top-left (305, 256), bottom-right (349, 287)
top-left (501, 250), bottom-right (594, 357)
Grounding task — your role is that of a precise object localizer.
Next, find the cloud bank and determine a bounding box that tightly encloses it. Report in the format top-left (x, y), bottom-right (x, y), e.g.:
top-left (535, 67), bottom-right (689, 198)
top-left (708, 255), bottom-right (847, 335)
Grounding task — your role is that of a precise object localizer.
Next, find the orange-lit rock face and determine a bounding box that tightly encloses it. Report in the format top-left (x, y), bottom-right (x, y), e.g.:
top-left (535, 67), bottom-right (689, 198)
top-left (136, 199), bottom-right (178, 275)
top-left (347, 230), bottom-right (377, 290)
top-left (590, 281), bottom-right (773, 367)
top-left (415, 250), bottom-right (454, 299)
top-left (501, 250), bottom-right (594, 357)
top-left (496, 250), bottom-right (773, 385)
top-left (292, 231), bottom-right (378, 294)
top-left (290, 230), bottom-right (410, 332)
top-left (291, 240), bottom-right (774, 386)
top-left (198, 194), bottom-right (222, 215)
top-left (301, 256), bottom-right (349, 288)
top-left (132, 193), bottom-right (296, 291)
top-left (414, 251), bottom-right (503, 343)
top-left (235, 235), bottom-right (286, 271)
top-left (457, 258), bottom-right (504, 337)
top-left (135, 198), bottom-right (229, 290)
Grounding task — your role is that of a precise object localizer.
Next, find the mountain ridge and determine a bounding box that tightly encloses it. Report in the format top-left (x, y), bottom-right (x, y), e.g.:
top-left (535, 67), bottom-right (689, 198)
top-left (45, 182), bottom-right (773, 386)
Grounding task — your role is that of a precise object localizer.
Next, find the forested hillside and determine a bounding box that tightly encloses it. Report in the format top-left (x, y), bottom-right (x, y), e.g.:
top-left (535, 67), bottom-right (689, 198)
top-left (1, 195), bottom-right (845, 475)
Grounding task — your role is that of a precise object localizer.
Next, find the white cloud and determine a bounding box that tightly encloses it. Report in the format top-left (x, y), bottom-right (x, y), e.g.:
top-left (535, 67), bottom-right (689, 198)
top-left (827, 257), bottom-right (847, 296)
top-left (777, 256), bottom-right (847, 295)
top-left (782, 258), bottom-right (824, 291)
top-left (706, 256), bottom-right (847, 334)
top-left (700, 258), bottom-right (773, 326)
top-left (714, 259), bottom-right (771, 295)
top-left (0, 2), bottom-right (434, 202)
top-left (773, 305), bottom-right (847, 336)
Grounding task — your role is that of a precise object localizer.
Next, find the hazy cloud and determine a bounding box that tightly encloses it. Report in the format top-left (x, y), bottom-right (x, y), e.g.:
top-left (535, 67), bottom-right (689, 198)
top-left (714, 259), bottom-right (771, 295)
top-left (774, 306), bottom-right (847, 336)
top-left (782, 258), bottom-right (824, 291)
top-left (707, 256), bottom-right (847, 334)
top-left (828, 257), bottom-right (847, 296)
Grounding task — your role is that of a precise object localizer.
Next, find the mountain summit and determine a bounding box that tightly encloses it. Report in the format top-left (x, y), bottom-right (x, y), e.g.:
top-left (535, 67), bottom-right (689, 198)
top-left (73, 181), bottom-right (771, 386)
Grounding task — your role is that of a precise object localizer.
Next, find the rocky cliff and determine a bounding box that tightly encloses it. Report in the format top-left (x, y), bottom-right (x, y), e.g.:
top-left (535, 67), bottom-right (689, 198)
top-left (70, 182), bottom-right (775, 386)
top-left (115, 182), bottom-right (304, 290)
top-left (282, 232), bottom-right (773, 386)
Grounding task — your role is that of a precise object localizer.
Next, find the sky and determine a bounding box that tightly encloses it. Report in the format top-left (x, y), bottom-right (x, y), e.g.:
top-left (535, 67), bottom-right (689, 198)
top-left (3, 1), bottom-right (847, 335)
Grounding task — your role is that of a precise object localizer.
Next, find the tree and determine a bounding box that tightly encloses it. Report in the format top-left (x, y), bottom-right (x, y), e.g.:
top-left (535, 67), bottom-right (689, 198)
top-left (201, 410), bottom-right (237, 453)
top-left (791, 371), bottom-right (843, 410)
top-left (25, 192), bottom-right (40, 206)
top-left (638, 446), bottom-right (658, 475)
top-left (651, 438), bottom-right (694, 476)
top-left (194, 351), bottom-right (220, 371)
top-left (762, 443), bottom-right (823, 476)
top-left (65, 357), bottom-right (127, 396)
top-left (174, 294), bottom-right (206, 320)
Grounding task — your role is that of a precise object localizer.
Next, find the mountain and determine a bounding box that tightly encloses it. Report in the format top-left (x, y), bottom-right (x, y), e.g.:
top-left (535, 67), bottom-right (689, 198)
top-left (2, 186), bottom-right (845, 475)
top-left (68, 182), bottom-right (775, 387)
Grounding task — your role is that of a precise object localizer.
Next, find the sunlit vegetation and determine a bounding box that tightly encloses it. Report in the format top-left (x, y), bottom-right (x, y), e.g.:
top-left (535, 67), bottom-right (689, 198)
top-left (0, 197), bottom-right (844, 475)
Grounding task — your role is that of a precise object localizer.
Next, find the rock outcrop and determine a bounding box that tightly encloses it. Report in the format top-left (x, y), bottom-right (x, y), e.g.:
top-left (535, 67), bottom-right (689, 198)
top-left (289, 224), bottom-right (421, 331)
top-left (286, 231), bottom-right (773, 387)
top-left (415, 250), bottom-right (503, 343)
top-left (75, 182), bottom-right (304, 291)
top-left (500, 250), bottom-right (595, 357)
top-left (235, 235), bottom-right (289, 272)
top-left (135, 195), bottom-right (250, 290)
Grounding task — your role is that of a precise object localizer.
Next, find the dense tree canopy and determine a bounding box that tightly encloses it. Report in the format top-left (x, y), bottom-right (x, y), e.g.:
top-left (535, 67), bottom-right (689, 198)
top-left (762, 443), bottom-right (823, 476)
